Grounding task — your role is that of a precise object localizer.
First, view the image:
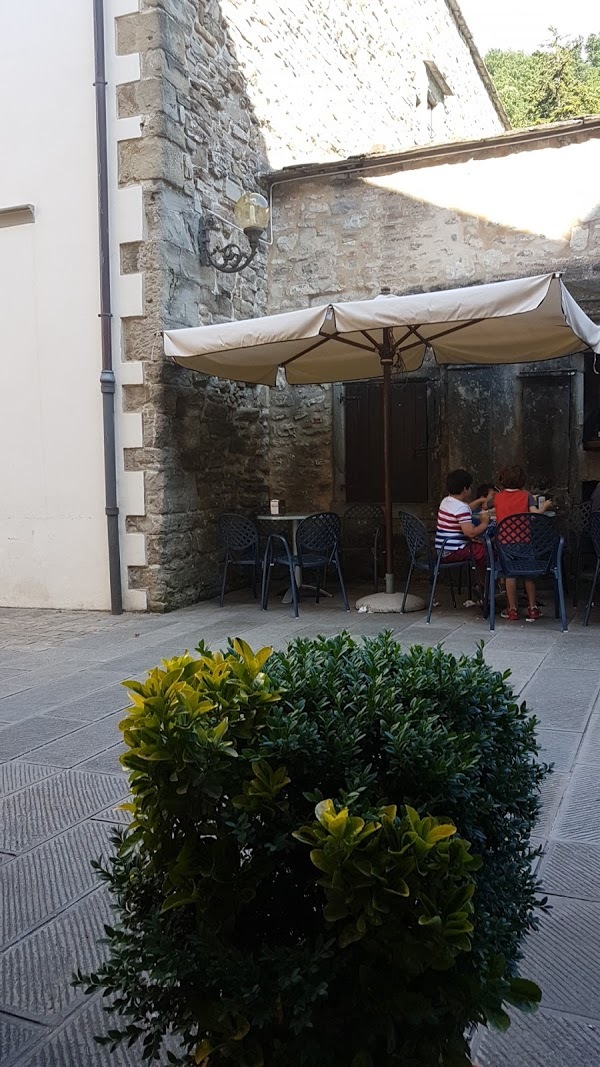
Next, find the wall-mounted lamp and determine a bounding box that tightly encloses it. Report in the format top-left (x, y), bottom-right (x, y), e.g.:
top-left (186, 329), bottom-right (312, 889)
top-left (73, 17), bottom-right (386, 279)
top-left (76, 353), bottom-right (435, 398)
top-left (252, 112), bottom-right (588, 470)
top-left (199, 191), bottom-right (270, 273)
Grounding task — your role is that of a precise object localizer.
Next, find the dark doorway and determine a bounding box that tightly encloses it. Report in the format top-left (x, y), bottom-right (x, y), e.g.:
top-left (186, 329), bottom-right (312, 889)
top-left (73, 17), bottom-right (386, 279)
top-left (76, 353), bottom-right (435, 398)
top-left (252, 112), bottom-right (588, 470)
top-left (344, 380), bottom-right (428, 502)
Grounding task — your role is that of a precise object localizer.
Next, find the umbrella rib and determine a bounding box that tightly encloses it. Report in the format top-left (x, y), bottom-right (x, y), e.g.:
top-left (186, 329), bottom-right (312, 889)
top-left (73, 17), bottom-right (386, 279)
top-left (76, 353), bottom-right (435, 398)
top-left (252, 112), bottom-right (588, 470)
top-left (396, 319), bottom-right (484, 353)
top-left (280, 335), bottom-right (331, 368)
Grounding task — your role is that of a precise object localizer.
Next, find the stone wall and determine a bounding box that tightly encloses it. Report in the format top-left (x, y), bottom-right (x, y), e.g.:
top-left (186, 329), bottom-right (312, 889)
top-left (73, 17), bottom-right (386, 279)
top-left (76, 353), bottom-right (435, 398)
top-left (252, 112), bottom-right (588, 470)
top-left (267, 124), bottom-right (600, 511)
top-left (114, 0), bottom-right (506, 610)
top-left (219, 0), bottom-right (506, 169)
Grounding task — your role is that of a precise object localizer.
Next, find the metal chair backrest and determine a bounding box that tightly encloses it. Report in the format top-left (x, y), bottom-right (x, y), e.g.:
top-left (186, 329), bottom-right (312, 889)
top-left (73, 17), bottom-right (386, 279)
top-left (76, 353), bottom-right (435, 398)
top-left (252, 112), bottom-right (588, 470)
top-left (398, 511), bottom-right (431, 567)
top-left (567, 501), bottom-right (592, 545)
top-left (495, 513), bottom-right (558, 576)
top-left (341, 504), bottom-right (384, 549)
top-left (590, 512), bottom-right (600, 558)
top-left (218, 513), bottom-right (258, 555)
top-left (297, 512), bottom-right (341, 559)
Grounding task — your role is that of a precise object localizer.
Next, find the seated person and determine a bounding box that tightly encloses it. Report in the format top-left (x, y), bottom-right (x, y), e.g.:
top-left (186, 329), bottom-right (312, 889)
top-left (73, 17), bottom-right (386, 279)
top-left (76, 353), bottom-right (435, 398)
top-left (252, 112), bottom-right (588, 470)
top-left (471, 483), bottom-right (497, 520)
top-left (435, 469), bottom-right (490, 588)
top-left (494, 464), bottom-right (553, 623)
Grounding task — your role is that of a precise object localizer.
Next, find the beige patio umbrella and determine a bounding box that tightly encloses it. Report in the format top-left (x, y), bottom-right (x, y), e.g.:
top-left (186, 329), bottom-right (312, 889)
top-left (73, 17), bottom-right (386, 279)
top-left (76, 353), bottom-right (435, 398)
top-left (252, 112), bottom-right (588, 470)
top-left (164, 273), bottom-right (600, 597)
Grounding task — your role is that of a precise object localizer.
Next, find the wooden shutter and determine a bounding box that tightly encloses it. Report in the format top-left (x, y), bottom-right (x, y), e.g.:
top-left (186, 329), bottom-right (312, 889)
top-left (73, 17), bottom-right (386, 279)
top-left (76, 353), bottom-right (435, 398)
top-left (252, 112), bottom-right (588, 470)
top-left (344, 381), bottom-right (428, 502)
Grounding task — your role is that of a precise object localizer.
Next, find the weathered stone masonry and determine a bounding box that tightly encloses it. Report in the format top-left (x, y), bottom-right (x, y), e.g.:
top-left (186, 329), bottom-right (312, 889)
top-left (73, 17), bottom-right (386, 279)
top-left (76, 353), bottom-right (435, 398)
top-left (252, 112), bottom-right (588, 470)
top-left (266, 122), bottom-right (600, 518)
top-left (114, 0), bottom-right (506, 610)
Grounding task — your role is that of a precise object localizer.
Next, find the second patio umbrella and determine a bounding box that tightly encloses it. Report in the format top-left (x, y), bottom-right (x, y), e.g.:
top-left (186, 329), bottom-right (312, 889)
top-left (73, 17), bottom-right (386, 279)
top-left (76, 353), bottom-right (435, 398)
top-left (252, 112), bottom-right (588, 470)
top-left (164, 273), bottom-right (600, 594)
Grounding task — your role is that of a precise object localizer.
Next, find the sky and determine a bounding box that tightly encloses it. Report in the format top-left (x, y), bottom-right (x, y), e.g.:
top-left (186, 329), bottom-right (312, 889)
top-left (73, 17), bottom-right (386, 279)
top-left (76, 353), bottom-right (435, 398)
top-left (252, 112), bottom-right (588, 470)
top-left (459, 0), bottom-right (599, 55)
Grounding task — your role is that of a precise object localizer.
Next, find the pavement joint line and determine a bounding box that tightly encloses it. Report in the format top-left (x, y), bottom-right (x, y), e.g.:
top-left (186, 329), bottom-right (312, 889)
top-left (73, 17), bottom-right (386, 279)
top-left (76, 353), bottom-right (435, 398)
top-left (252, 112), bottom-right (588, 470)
top-left (0, 767), bottom-right (62, 800)
top-left (0, 879), bottom-right (105, 953)
top-left (7, 992), bottom-right (105, 1067)
top-left (0, 814), bottom-right (112, 865)
top-left (3, 704), bottom-right (125, 761)
top-left (0, 884), bottom-right (110, 1026)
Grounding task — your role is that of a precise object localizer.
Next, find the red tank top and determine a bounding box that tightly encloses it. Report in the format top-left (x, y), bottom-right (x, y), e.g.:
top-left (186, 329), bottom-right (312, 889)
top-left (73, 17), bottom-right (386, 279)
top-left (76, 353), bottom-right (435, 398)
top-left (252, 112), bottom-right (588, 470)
top-left (494, 489), bottom-right (530, 522)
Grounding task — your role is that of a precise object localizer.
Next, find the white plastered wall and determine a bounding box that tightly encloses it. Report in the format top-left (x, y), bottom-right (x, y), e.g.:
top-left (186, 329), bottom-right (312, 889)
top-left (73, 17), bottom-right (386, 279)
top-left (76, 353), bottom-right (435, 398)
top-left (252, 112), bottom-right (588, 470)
top-left (0, 0), bottom-right (147, 611)
top-left (0, 0), bottom-right (110, 609)
top-left (105, 0), bottom-right (147, 611)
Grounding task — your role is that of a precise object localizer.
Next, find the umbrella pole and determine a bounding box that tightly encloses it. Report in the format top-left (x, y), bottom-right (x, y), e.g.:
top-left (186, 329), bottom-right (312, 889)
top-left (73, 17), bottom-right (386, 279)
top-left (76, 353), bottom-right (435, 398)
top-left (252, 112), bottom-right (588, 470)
top-left (381, 330), bottom-right (394, 594)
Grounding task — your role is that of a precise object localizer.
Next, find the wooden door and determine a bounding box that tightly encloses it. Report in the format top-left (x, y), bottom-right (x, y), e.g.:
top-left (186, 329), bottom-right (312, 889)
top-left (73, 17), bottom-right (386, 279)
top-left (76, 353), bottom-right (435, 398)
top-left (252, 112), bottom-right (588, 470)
top-left (344, 380), bottom-right (428, 502)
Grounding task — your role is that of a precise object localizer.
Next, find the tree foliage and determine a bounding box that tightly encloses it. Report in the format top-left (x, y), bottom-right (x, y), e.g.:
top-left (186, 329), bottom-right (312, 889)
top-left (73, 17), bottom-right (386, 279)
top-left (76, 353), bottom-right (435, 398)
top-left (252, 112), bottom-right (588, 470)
top-left (486, 29), bottom-right (600, 128)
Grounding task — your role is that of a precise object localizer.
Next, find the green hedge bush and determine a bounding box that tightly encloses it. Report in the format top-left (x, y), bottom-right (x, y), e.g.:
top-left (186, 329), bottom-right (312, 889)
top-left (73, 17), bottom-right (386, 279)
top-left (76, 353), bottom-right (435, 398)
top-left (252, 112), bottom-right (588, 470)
top-left (78, 633), bottom-right (547, 1066)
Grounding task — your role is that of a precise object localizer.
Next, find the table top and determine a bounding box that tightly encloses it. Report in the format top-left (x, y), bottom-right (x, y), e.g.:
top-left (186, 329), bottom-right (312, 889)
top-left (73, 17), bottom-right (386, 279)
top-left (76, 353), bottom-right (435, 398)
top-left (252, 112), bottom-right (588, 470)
top-left (256, 513), bottom-right (309, 521)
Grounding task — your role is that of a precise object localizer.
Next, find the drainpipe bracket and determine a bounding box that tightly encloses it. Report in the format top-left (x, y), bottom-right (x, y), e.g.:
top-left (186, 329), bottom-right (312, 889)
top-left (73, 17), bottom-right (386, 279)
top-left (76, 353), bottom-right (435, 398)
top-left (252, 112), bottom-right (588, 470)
top-left (100, 369), bottom-right (116, 393)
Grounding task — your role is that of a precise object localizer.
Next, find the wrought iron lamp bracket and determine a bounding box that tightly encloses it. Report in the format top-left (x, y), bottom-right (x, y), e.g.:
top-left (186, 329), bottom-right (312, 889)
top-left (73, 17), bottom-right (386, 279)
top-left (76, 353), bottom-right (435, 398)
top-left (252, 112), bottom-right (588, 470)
top-left (199, 217), bottom-right (262, 274)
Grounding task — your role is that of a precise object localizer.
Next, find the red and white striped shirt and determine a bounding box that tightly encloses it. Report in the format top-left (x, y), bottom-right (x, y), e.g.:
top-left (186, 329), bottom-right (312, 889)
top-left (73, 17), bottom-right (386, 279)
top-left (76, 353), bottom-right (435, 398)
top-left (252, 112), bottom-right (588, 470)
top-left (435, 496), bottom-right (472, 554)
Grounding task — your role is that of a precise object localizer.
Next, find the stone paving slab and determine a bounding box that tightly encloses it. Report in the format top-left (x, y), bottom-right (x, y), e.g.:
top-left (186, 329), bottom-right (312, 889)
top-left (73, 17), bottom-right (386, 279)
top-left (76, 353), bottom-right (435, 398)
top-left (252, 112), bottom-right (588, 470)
top-left (11, 996), bottom-right (142, 1067)
top-left (575, 710), bottom-right (600, 766)
top-left (0, 771), bottom-right (128, 853)
top-left (538, 638), bottom-right (599, 669)
top-left (80, 744), bottom-right (125, 777)
top-left (0, 718), bottom-right (82, 759)
top-left (1, 821), bottom-right (113, 947)
top-left (480, 648), bottom-right (546, 694)
top-left (520, 896), bottom-right (600, 1018)
top-left (91, 802), bottom-right (130, 826)
top-left (540, 841), bottom-right (600, 902)
top-left (0, 671), bottom-right (128, 725)
top-left (520, 668), bottom-right (600, 729)
top-left (0, 888), bottom-right (112, 1025)
top-left (0, 1012), bottom-right (46, 1067)
top-left (552, 764), bottom-right (600, 843)
top-left (536, 727), bottom-right (582, 771)
top-left (26, 714), bottom-right (122, 769)
top-left (42, 686), bottom-right (129, 722)
top-left (536, 772), bottom-right (569, 838)
top-left (0, 762), bottom-right (57, 796)
top-left (1, 603), bottom-right (600, 1065)
top-left (478, 1007), bottom-right (600, 1066)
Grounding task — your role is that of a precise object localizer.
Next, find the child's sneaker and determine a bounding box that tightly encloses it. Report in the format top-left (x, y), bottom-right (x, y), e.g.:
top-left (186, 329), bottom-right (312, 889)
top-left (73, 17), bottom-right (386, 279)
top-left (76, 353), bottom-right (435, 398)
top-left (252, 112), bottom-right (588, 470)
top-left (526, 606), bottom-right (543, 623)
top-left (501, 608), bottom-right (519, 622)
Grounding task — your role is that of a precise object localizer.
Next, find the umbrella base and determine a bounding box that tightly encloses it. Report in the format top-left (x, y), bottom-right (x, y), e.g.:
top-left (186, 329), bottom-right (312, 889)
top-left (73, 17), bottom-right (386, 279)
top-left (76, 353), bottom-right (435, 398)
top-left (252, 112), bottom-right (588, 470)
top-left (355, 592), bottom-right (426, 614)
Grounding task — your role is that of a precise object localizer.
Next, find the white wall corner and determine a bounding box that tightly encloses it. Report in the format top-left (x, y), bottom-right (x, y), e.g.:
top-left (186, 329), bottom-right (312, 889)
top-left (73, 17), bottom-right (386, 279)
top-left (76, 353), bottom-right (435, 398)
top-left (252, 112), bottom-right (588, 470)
top-left (124, 587), bottom-right (148, 611)
top-left (119, 469), bottom-right (146, 517)
top-left (124, 531), bottom-right (146, 566)
top-left (109, 0), bottom-right (140, 20)
top-left (120, 411), bottom-right (143, 449)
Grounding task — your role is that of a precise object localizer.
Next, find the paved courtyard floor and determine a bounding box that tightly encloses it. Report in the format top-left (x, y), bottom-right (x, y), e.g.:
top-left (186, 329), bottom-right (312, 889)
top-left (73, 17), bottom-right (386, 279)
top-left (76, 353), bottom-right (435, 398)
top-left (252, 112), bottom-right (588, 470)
top-left (1, 588), bottom-right (600, 1065)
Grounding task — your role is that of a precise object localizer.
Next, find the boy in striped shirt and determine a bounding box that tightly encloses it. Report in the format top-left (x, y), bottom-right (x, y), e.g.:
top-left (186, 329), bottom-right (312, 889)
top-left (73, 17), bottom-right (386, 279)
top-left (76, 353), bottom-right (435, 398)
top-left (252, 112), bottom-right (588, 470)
top-left (436, 469), bottom-right (490, 585)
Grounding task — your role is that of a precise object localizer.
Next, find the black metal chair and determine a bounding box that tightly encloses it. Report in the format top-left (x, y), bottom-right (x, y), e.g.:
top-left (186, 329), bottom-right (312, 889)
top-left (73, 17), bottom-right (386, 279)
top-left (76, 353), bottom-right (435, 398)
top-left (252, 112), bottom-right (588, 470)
top-left (341, 504), bottom-right (385, 593)
top-left (583, 513), bottom-right (600, 626)
top-left (398, 511), bottom-right (484, 624)
top-left (486, 513), bottom-right (567, 631)
top-left (261, 512), bottom-right (349, 618)
top-left (217, 513), bottom-right (260, 607)
top-left (568, 501), bottom-right (592, 607)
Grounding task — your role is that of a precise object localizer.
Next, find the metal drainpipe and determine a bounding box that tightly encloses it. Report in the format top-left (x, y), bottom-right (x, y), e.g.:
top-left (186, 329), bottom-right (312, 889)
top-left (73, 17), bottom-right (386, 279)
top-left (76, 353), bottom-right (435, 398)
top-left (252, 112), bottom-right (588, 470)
top-left (93, 0), bottom-right (123, 614)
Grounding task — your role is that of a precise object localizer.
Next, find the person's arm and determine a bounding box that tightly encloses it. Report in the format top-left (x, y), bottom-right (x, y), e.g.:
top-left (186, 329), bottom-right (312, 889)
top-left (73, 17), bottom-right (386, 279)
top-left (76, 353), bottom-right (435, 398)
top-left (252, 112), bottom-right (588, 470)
top-left (529, 494), bottom-right (553, 514)
top-left (459, 511), bottom-right (490, 539)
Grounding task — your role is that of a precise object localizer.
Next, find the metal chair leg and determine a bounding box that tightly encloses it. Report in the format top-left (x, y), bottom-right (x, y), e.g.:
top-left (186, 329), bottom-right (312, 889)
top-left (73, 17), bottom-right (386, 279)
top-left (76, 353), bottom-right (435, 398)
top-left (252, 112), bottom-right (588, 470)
top-left (401, 561), bottom-right (414, 613)
top-left (261, 542), bottom-right (272, 611)
top-left (335, 552), bottom-right (350, 612)
top-left (573, 540), bottom-right (581, 608)
top-left (427, 553), bottom-right (443, 623)
top-left (219, 555), bottom-right (229, 607)
top-left (583, 559), bottom-right (600, 627)
top-left (448, 569), bottom-right (457, 609)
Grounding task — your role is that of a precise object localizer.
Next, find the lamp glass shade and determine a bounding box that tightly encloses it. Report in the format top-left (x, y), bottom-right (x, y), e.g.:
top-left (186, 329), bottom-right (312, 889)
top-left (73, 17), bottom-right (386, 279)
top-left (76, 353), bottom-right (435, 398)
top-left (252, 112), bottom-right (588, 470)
top-left (234, 191), bottom-right (269, 231)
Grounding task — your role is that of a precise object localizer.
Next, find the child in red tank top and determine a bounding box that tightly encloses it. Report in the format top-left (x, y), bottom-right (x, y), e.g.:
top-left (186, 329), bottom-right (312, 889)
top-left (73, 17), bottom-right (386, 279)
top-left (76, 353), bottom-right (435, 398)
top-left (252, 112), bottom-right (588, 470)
top-left (494, 466), bottom-right (553, 622)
